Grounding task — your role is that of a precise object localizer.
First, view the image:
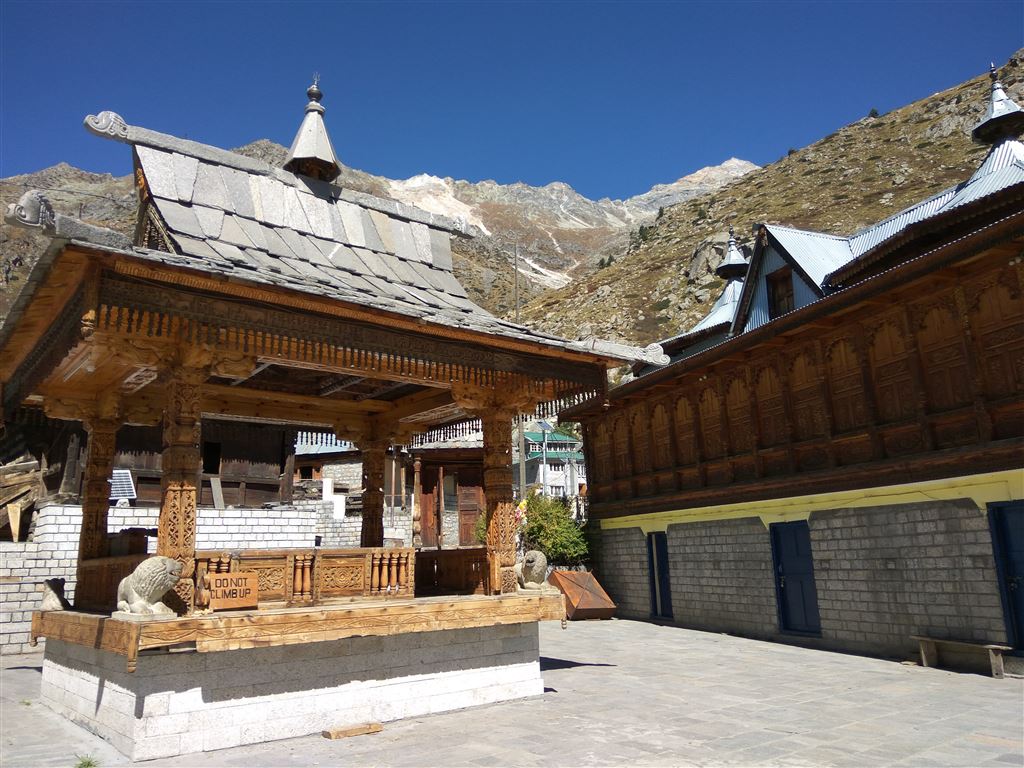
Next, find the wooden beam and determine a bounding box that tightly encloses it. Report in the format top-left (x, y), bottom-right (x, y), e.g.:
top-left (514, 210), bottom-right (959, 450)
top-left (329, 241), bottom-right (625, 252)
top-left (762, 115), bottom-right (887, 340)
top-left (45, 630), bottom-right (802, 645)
top-left (382, 389), bottom-right (456, 423)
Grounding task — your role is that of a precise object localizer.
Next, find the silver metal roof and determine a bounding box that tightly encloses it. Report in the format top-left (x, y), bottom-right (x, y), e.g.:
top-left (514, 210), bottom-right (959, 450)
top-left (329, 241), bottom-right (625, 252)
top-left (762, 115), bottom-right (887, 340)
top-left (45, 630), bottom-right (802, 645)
top-left (973, 64), bottom-right (1024, 143)
top-left (690, 278), bottom-right (744, 333)
top-left (765, 225), bottom-right (854, 285)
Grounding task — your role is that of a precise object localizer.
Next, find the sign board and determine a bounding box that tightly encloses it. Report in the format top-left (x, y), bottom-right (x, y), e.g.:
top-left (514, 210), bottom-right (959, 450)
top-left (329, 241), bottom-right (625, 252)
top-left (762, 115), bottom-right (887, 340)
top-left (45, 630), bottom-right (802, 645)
top-left (208, 572), bottom-right (259, 610)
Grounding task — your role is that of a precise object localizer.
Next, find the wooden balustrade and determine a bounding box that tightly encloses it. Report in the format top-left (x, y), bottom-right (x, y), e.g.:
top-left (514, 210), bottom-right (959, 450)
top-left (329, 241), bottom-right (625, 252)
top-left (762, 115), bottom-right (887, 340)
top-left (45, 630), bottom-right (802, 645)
top-left (193, 547), bottom-right (415, 610)
top-left (415, 547), bottom-right (490, 596)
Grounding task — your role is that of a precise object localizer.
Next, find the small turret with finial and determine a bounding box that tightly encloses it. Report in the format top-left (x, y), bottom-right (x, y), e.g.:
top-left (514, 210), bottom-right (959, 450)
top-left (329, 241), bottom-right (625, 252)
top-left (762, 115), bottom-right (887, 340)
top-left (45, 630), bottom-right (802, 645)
top-left (972, 63), bottom-right (1024, 144)
top-left (284, 75), bottom-right (342, 182)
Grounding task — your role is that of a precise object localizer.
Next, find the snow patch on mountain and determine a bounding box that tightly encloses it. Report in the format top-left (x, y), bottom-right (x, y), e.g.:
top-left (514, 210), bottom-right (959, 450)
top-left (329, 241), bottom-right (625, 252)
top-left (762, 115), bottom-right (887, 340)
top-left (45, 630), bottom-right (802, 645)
top-left (387, 174), bottom-right (493, 235)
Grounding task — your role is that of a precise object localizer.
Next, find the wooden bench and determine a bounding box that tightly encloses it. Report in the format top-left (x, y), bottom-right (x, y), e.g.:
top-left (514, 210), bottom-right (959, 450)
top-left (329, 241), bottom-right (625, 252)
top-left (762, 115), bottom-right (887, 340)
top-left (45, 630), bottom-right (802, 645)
top-left (911, 635), bottom-right (1013, 678)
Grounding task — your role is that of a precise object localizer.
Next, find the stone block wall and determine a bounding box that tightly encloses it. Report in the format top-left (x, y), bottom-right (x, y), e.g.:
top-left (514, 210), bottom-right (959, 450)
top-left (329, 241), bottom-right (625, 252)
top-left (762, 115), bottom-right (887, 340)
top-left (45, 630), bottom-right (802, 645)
top-left (666, 518), bottom-right (779, 640)
top-left (591, 527), bottom-right (649, 619)
top-left (594, 498), bottom-right (1009, 660)
top-left (809, 500), bottom-right (1008, 657)
top-left (41, 622), bottom-right (542, 761)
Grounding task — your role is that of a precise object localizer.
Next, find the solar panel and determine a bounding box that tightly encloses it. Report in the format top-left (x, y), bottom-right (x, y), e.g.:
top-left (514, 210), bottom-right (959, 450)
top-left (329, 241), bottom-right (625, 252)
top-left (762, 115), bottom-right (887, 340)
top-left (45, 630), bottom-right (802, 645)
top-left (109, 469), bottom-right (137, 501)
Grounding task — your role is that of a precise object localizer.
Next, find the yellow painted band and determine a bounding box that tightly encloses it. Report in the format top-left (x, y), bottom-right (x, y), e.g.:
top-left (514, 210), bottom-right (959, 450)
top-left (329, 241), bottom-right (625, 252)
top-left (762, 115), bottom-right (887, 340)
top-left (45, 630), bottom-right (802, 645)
top-left (598, 468), bottom-right (1024, 534)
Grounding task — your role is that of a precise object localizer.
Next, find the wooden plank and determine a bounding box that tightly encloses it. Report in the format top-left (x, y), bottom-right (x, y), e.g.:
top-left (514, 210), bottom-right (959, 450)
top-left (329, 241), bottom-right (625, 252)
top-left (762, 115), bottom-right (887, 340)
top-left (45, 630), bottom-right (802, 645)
top-left (209, 476), bottom-right (226, 509)
top-left (322, 723), bottom-right (382, 739)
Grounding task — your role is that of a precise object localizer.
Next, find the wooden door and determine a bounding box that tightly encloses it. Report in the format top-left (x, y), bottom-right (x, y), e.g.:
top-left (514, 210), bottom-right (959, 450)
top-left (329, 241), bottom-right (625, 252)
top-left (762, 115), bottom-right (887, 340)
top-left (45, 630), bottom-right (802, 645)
top-left (771, 521), bottom-right (821, 635)
top-left (991, 502), bottom-right (1024, 649)
top-left (458, 486), bottom-right (484, 545)
top-left (419, 467), bottom-right (439, 548)
top-left (647, 532), bottom-right (673, 620)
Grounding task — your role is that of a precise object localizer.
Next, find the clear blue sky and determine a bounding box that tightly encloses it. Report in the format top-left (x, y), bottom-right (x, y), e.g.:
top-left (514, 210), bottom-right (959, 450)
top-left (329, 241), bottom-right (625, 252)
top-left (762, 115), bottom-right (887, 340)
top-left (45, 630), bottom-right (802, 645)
top-left (1, 1), bottom-right (1021, 200)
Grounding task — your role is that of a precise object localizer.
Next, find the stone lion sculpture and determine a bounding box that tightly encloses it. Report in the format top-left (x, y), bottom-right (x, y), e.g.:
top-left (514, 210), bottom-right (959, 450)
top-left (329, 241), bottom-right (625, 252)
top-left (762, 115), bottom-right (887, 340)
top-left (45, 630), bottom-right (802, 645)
top-left (116, 556), bottom-right (182, 615)
top-left (515, 550), bottom-right (558, 593)
top-left (39, 578), bottom-right (71, 611)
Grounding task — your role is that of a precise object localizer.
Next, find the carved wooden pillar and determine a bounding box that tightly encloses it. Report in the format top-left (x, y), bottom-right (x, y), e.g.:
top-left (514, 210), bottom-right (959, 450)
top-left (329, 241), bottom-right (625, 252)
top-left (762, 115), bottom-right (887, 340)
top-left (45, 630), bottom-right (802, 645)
top-left (76, 418), bottom-right (119, 593)
top-left (411, 457), bottom-right (422, 548)
top-left (481, 406), bottom-right (518, 594)
top-left (360, 439), bottom-right (388, 547)
top-left (157, 367), bottom-right (204, 614)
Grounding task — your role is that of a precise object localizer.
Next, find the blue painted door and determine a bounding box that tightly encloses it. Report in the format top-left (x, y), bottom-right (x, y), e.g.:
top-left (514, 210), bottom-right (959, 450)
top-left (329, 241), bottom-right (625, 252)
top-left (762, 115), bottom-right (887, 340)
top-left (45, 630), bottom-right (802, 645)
top-left (647, 532), bottom-right (673, 620)
top-left (991, 502), bottom-right (1024, 649)
top-left (771, 521), bottom-right (821, 634)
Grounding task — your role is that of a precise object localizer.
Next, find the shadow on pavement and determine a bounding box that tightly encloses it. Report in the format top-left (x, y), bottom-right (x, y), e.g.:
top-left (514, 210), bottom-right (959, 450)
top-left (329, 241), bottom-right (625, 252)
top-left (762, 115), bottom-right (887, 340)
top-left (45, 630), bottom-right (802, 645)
top-left (540, 656), bottom-right (616, 671)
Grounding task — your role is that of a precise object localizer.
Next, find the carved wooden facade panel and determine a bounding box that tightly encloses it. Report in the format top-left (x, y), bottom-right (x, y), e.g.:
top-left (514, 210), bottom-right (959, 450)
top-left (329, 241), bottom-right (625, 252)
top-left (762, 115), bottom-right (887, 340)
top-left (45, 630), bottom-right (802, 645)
top-left (969, 278), bottom-right (1024, 399)
top-left (914, 302), bottom-right (972, 412)
top-left (754, 365), bottom-right (786, 447)
top-left (789, 352), bottom-right (825, 440)
top-left (869, 320), bottom-right (917, 423)
top-left (674, 397), bottom-right (697, 465)
top-left (651, 403), bottom-right (673, 470)
top-left (630, 407), bottom-right (652, 476)
top-left (613, 415), bottom-right (632, 479)
top-left (725, 377), bottom-right (753, 452)
top-left (826, 339), bottom-right (868, 433)
top-left (698, 387), bottom-right (724, 460)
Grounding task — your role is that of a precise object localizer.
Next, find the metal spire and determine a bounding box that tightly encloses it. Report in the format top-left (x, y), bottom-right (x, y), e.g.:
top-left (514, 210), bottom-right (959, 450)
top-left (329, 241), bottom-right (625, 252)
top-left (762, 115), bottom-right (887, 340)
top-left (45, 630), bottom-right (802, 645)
top-left (972, 63), bottom-right (1024, 144)
top-left (284, 76), bottom-right (342, 182)
top-left (715, 225), bottom-right (748, 280)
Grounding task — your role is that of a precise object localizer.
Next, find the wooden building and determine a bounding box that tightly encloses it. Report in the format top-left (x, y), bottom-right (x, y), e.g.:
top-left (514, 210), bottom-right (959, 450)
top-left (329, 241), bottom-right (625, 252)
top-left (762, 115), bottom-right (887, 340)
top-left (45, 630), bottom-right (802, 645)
top-left (565, 67), bottom-right (1024, 665)
top-left (0, 82), bottom-right (662, 759)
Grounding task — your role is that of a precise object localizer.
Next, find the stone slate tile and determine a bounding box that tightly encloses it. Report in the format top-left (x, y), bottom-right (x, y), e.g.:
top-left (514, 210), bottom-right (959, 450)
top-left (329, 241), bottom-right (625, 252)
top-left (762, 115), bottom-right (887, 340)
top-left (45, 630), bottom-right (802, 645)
top-left (235, 217), bottom-right (268, 251)
top-left (277, 228), bottom-right (320, 264)
top-left (385, 256), bottom-right (420, 287)
top-left (306, 237), bottom-right (345, 269)
top-left (337, 202), bottom-right (366, 248)
top-left (136, 146), bottom-right (177, 200)
top-left (327, 203), bottom-right (348, 243)
top-left (406, 261), bottom-right (448, 292)
top-left (319, 266), bottom-right (376, 295)
top-left (351, 247), bottom-right (401, 283)
top-left (410, 222), bottom-right (434, 263)
top-left (254, 175), bottom-right (286, 227)
top-left (390, 220), bottom-right (419, 263)
top-left (429, 228), bottom-right (454, 271)
top-left (261, 226), bottom-right (296, 259)
top-left (154, 198), bottom-right (205, 239)
top-left (281, 256), bottom-right (329, 285)
top-left (208, 240), bottom-right (250, 267)
top-left (219, 215), bottom-right (255, 248)
top-left (220, 166), bottom-right (255, 218)
top-left (369, 210), bottom-right (396, 254)
top-left (194, 206), bottom-right (225, 239)
top-left (281, 186), bottom-right (312, 234)
top-left (325, 243), bottom-right (369, 276)
top-left (432, 268), bottom-right (470, 298)
top-left (242, 247), bottom-right (287, 276)
top-left (401, 284), bottom-right (452, 310)
top-left (359, 209), bottom-right (387, 253)
top-left (298, 193), bottom-right (333, 240)
top-left (171, 153), bottom-right (199, 203)
top-left (362, 274), bottom-right (409, 302)
top-left (172, 234), bottom-right (229, 265)
top-left (193, 162), bottom-right (231, 210)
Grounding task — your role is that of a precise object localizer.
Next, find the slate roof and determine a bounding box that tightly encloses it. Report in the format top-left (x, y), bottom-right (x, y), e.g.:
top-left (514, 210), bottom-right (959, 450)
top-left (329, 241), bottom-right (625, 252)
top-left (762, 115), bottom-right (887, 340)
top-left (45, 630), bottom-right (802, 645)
top-left (80, 110), bottom-right (653, 361)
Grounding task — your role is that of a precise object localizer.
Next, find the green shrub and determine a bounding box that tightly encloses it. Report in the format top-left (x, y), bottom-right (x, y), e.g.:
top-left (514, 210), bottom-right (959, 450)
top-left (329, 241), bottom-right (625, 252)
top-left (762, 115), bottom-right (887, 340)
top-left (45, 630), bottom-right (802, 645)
top-left (522, 495), bottom-right (588, 565)
top-left (473, 510), bottom-right (488, 544)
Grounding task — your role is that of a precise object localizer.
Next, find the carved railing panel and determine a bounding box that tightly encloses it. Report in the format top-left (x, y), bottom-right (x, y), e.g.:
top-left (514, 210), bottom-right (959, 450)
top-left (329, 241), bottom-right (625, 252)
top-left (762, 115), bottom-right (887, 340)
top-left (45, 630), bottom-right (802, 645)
top-left (416, 547), bottom-right (489, 595)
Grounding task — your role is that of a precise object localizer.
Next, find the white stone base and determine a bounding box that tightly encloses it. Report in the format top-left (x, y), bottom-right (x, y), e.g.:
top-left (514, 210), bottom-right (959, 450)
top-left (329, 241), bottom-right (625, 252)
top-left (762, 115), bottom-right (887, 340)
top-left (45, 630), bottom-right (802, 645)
top-left (40, 623), bottom-right (543, 761)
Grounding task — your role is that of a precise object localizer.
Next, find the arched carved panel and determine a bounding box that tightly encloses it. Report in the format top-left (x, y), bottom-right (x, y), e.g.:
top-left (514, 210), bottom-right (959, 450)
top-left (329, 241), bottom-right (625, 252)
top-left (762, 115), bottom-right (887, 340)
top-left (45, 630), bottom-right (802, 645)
top-left (675, 396), bottom-right (697, 466)
top-left (914, 303), bottom-right (971, 412)
top-left (970, 280), bottom-right (1024, 398)
top-left (755, 365), bottom-right (785, 447)
top-left (725, 377), bottom-right (753, 452)
top-left (869, 321), bottom-right (916, 423)
top-left (651, 402), bottom-right (673, 470)
top-left (827, 339), bottom-right (868, 432)
top-left (612, 415), bottom-right (632, 479)
top-left (698, 387), bottom-right (724, 459)
top-left (790, 352), bottom-right (825, 440)
top-left (631, 407), bottom-right (652, 475)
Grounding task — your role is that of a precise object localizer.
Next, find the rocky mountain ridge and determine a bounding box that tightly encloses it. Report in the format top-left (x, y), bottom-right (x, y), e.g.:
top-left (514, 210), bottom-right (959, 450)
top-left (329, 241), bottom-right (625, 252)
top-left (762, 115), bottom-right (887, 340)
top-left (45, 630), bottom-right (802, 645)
top-left (521, 52), bottom-right (1024, 344)
top-left (1, 140), bottom-right (753, 319)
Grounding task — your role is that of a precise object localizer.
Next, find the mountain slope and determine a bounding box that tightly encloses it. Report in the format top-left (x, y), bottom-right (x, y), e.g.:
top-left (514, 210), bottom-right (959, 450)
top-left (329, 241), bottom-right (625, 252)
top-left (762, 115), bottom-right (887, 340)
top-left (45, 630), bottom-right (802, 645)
top-left (519, 52), bottom-right (1024, 344)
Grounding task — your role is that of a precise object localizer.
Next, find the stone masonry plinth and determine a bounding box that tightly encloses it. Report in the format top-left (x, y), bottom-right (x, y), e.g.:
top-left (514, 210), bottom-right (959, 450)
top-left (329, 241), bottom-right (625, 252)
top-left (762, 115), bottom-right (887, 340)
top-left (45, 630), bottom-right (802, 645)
top-left (40, 623), bottom-right (542, 761)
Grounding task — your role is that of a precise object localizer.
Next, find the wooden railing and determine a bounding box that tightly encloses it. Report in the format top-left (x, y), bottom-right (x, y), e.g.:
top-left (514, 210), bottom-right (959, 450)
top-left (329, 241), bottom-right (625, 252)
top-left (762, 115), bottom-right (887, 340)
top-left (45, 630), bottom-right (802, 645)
top-left (193, 547), bottom-right (415, 610)
top-left (75, 554), bottom-right (150, 612)
top-left (415, 547), bottom-right (490, 596)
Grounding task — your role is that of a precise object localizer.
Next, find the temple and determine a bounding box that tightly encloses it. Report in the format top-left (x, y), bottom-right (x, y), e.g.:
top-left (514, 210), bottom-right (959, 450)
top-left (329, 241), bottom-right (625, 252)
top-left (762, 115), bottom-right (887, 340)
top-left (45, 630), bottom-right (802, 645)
top-left (567, 65), bottom-right (1024, 658)
top-left (1, 83), bottom-right (664, 760)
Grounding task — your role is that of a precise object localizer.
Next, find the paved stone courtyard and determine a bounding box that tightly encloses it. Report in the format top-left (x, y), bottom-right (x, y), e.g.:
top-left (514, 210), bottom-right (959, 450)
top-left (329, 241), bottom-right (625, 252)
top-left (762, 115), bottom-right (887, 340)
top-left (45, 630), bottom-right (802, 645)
top-left (2, 619), bottom-right (1022, 767)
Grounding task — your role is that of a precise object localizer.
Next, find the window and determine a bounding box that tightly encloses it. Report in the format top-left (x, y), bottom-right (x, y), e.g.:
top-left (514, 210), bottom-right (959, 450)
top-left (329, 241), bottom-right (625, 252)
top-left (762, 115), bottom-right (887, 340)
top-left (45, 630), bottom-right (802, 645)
top-left (767, 267), bottom-right (795, 320)
top-left (201, 441), bottom-right (221, 474)
top-left (550, 485), bottom-right (565, 497)
top-left (299, 465), bottom-right (313, 480)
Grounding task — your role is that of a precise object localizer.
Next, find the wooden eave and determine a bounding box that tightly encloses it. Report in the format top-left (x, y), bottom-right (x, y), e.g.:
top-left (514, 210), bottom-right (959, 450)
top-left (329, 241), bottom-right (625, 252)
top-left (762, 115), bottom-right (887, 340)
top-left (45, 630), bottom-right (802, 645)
top-left (563, 208), bottom-right (1024, 420)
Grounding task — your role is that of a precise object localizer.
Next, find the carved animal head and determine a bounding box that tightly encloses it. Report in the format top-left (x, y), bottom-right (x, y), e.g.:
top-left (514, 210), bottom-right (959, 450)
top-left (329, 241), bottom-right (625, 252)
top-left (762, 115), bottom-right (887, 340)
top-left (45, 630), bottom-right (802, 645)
top-left (130, 556), bottom-right (183, 601)
top-left (5, 190), bottom-right (54, 230)
top-left (520, 549), bottom-right (548, 585)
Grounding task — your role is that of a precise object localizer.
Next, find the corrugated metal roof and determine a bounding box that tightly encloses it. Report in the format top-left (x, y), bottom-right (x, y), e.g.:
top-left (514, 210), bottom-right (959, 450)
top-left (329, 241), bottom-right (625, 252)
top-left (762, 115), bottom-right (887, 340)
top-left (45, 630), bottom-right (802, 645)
top-left (691, 278), bottom-right (744, 332)
top-left (765, 225), bottom-right (854, 284)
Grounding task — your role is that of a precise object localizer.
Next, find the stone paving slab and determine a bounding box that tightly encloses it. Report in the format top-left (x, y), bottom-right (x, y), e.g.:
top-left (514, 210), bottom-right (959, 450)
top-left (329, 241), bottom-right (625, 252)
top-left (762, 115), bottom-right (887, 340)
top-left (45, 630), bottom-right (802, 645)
top-left (2, 619), bottom-right (1022, 767)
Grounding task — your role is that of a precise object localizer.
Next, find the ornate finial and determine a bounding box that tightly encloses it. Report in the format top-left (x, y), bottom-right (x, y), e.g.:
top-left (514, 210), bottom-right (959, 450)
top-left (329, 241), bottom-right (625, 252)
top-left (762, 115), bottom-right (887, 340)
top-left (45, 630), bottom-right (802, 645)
top-left (716, 221), bottom-right (747, 281)
top-left (728, 225), bottom-right (735, 240)
top-left (307, 73), bottom-right (322, 103)
top-left (5, 190), bottom-right (55, 232)
top-left (84, 111), bottom-right (128, 140)
top-left (973, 61), bottom-right (1024, 144)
